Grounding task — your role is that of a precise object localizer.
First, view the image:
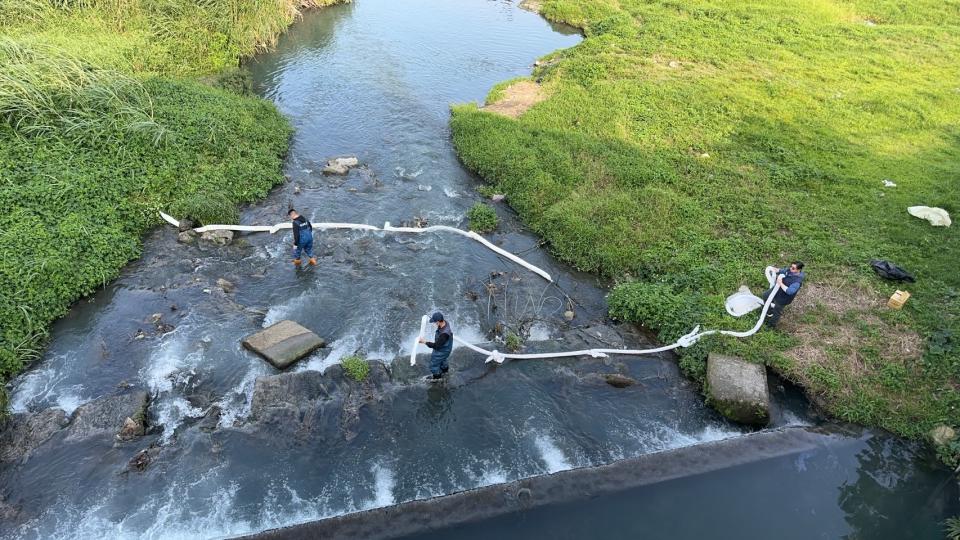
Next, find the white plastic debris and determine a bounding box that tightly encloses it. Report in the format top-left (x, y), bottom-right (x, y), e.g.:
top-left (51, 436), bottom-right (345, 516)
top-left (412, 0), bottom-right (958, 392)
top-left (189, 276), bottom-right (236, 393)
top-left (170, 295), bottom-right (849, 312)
top-left (883, 179), bottom-right (896, 187)
top-left (908, 206), bottom-right (952, 227)
top-left (724, 285), bottom-right (764, 317)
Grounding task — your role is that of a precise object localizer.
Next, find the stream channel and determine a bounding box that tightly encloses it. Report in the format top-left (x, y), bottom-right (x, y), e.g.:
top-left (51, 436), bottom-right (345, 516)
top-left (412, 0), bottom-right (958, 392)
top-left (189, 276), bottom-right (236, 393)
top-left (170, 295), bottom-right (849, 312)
top-left (2, 0), bottom-right (957, 538)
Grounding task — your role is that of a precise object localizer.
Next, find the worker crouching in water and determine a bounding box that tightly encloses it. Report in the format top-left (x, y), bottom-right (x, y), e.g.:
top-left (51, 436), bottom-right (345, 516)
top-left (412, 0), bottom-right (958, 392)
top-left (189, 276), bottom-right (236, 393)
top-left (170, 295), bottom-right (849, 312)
top-left (288, 208), bottom-right (316, 266)
top-left (419, 312), bottom-right (453, 381)
top-left (763, 261), bottom-right (806, 328)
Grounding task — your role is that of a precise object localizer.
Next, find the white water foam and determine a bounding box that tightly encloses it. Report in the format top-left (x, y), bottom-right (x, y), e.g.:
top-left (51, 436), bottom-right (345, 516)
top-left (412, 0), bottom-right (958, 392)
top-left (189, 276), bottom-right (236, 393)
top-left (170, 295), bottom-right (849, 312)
top-left (140, 327), bottom-right (194, 394)
top-left (299, 335), bottom-right (396, 373)
top-left (534, 434), bottom-right (574, 473)
top-left (263, 297), bottom-right (305, 328)
top-left (443, 187), bottom-right (459, 198)
top-left (527, 322), bottom-right (553, 342)
top-left (366, 463), bottom-right (396, 509)
top-left (394, 166), bottom-right (423, 180)
top-left (464, 461), bottom-right (509, 487)
top-left (15, 460), bottom-right (406, 539)
top-left (610, 422), bottom-right (743, 463)
top-left (451, 323), bottom-right (487, 351)
top-left (136, 322), bottom-right (212, 441)
top-left (406, 456), bottom-right (511, 502)
top-left (215, 366), bottom-right (267, 428)
top-left (299, 335), bottom-right (359, 372)
top-left (9, 362), bottom-right (87, 415)
top-left (153, 396), bottom-right (204, 443)
top-left (11, 465), bottom-right (247, 540)
top-left (778, 410), bottom-right (811, 428)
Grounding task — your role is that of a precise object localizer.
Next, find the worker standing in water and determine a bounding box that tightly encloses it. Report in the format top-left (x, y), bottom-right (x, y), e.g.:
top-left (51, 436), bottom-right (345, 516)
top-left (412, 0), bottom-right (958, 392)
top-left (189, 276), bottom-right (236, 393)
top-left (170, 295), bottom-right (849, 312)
top-left (419, 311), bottom-right (453, 381)
top-left (288, 208), bottom-right (316, 267)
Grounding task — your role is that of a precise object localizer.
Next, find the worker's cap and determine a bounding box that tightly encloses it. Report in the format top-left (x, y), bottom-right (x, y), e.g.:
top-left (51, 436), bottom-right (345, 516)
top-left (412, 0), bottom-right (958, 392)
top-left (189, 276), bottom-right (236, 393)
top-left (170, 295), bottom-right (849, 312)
top-left (428, 312), bottom-right (444, 323)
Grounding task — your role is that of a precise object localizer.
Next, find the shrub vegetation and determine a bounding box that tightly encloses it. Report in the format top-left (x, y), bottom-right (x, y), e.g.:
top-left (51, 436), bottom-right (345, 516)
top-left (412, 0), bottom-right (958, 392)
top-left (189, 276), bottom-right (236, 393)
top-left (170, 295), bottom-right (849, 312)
top-left (467, 202), bottom-right (499, 233)
top-left (0, 0), bottom-right (347, 412)
top-left (452, 0), bottom-right (959, 445)
top-left (341, 355), bottom-right (370, 382)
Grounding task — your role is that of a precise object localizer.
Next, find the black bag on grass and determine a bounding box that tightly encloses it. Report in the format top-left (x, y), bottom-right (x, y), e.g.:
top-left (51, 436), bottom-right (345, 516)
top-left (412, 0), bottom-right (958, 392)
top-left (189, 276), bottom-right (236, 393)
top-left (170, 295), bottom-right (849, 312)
top-left (870, 259), bottom-right (916, 283)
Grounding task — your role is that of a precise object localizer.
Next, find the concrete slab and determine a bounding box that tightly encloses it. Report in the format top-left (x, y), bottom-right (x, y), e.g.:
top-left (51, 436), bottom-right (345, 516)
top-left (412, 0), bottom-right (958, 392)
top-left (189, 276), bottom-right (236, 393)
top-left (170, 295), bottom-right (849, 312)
top-left (241, 427), bottom-right (856, 540)
top-left (242, 320), bottom-right (325, 369)
top-left (706, 353), bottom-right (770, 425)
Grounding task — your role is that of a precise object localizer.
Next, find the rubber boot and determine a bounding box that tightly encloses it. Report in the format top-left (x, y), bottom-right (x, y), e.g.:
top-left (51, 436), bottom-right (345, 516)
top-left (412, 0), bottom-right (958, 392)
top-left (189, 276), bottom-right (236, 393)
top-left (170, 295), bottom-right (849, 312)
top-left (292, 259), bottom-right (302, 266)
top-left (308, 257), bottom-right (317, 266)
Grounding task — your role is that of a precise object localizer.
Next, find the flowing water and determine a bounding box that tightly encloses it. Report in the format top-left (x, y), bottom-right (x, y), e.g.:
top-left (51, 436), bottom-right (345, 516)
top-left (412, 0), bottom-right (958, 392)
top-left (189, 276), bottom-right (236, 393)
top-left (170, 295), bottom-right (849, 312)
top-left (1, 1), bottom-right (956, 538)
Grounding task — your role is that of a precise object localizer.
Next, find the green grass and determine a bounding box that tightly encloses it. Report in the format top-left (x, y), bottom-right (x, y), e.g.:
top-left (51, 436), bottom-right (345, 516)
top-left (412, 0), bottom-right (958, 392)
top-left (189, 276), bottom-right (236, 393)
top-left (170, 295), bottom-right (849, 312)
top-left (0, 0), bottom-right (348, 75)
top-left (0, 0), bottom-right (349, 413)
top-left (467, 202), bottom-right (500, 233)
top-left (947, 516), bottom-right (960, 540)
top-left (451, 0), bottom-right (960, 448)
top-left (0, 73), bottom-right (291, 384)
top-left (341, 355), bottom-right (370, 382)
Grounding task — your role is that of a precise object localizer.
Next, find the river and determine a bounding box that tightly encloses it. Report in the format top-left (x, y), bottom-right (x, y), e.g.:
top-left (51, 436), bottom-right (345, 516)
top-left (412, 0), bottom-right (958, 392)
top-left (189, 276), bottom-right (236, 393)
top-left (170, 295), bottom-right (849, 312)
top-left (1, 0), bottom-right (956, 538)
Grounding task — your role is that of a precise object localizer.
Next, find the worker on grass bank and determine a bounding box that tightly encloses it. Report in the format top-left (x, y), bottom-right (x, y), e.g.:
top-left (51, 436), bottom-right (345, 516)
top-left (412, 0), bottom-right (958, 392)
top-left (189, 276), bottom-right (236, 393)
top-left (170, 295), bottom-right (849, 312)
top-left (762, 261), bottom-right (806, 328)
top-left (288, 208), bottom-right (316, 267)
top-left (419, 311), bottom-right (453, 381)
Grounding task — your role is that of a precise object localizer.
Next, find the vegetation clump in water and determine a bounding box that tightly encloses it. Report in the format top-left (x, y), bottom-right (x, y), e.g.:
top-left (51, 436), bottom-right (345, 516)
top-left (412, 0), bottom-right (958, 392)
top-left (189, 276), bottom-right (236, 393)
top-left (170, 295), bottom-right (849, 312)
top-left (451, 0), bottom-right (960, 458)
top-left (341, 355), bottom-right (370, 382)
top-left (467, 202), bottom-right (499, 233)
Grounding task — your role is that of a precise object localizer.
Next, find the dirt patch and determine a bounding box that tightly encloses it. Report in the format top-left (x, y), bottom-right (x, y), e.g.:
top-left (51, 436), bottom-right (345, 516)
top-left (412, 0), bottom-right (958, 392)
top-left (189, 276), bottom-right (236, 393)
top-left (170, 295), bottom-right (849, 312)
top-left (780, 281), bottom-right (922, 395)
top-left (482, 81), bottom-right (545, 118)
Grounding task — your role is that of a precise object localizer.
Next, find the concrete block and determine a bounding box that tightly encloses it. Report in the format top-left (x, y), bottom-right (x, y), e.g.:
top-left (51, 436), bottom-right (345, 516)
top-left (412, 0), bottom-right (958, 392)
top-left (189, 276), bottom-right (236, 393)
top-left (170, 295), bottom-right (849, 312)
top-left (706, 353), bottom-right (770, 426)
top-left (243, 320), bottom-right (325, 369)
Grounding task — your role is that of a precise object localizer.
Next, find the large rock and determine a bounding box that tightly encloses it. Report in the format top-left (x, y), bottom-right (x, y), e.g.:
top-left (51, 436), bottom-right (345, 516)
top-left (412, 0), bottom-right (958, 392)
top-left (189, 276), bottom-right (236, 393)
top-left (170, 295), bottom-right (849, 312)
top-left (250, 370), bottom-right (341, 422)
top-left (177, 218), bottom-right (195, 232)
top-left (0, 391), bottom-right (148, 463)
top-left (64, 390), bottom-right (150, 442)
top-left (0, 408), bottom-right (69, 463)
top-left (216, 278), bottom-right (235, 293)
top-left (242, 320), bottom-right (325, 369)
top-left (603, 373), bottom-right (636, 388)
top-left (706, 353), bottom-right (770, 426)
top-left (322, 156), bottom-right (359, 175)
top-left (248, 361), bottom-right (392, 442)
top-left (200, 229), bottom-right (234, 245)
top-left (118, 417), bottom-right (144, 440)
top-left (177, 230), bottom-right (197, 244)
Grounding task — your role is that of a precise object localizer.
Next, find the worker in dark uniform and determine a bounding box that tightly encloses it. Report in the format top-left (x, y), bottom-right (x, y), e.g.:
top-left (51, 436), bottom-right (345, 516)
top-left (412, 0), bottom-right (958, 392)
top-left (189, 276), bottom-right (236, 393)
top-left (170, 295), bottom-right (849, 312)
top-left (762, 261), bottom-right (806, 328)
top-left (288, 208), bottom-right (316, 267)
top-left (419, 311), bottom-right (453, 380)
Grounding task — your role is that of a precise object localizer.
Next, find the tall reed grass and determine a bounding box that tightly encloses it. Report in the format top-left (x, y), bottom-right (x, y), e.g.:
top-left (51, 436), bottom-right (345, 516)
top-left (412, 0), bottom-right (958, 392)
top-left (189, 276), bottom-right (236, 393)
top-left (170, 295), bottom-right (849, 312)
top-left (0, 38), bottom-right (163, 142)
top-left (1, 0), bottom-right (349, 73)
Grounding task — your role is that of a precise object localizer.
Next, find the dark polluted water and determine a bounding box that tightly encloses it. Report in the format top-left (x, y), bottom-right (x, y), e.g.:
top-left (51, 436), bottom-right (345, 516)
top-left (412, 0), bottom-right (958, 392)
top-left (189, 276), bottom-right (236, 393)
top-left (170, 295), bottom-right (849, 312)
top-left (1, 1), bottom-right (957, 538)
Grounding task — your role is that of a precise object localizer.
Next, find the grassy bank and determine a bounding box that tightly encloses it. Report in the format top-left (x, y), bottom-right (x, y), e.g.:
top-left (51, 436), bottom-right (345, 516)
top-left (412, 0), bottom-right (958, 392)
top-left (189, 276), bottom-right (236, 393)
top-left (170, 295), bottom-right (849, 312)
top-left (452, 0), bottom-right (959, 458)
top-left (0, 0), bottom-right (344, 412)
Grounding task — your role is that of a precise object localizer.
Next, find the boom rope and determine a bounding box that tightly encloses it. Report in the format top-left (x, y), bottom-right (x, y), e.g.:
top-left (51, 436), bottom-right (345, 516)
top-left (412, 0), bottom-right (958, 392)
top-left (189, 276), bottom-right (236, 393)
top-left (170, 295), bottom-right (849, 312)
top-left (410, 267), bottom-right (779, 365)
top-left (160, 211), bottom-right (552, 282)
top-left (159, 212), bottom-right (778, 364)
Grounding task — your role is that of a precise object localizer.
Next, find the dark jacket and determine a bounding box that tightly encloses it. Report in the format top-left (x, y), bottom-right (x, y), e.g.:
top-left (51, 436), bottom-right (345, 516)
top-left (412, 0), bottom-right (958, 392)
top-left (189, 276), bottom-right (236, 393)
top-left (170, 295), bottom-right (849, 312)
top-left (774, 268), bottom-right (805, 305)
top-left (426, 323), bottom-right (453, 361)
top-left (292, 215), bottom-right (312, 247)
